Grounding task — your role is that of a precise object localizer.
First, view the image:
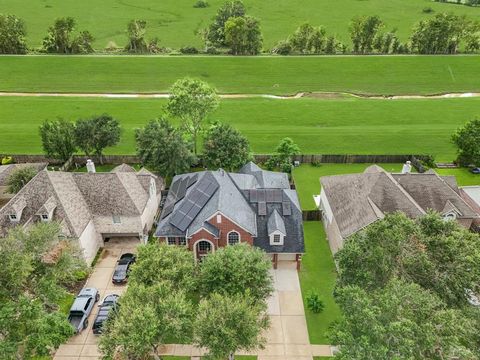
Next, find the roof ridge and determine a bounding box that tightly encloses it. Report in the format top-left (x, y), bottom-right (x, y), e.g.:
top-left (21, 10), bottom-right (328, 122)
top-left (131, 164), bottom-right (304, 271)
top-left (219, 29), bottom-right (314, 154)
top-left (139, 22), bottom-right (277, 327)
top-left (46, 171), bottom-right (84, 236)
top-left (381, 172), bottom-right (426, 215)
top-left (114, 172), bottom-right (143, 214)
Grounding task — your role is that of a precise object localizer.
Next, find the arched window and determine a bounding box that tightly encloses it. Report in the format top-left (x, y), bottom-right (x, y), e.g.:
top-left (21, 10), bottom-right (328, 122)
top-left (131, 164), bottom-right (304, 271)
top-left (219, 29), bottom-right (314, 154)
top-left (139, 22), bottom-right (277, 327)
top-left (228, 231), bottom-right (240, 245)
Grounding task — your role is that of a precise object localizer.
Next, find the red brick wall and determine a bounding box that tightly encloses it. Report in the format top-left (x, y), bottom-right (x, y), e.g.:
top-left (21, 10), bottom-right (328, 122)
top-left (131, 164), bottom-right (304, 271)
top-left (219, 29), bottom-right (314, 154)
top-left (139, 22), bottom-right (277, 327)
top-left (188, 213), bottom-right (254, 250)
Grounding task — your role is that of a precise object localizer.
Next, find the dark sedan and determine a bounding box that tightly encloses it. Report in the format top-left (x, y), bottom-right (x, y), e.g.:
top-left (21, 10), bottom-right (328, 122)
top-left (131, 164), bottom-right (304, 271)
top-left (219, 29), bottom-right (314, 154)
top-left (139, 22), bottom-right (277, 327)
top-left (112, 253), bottom-right (136, 284)
top-left (92, 294), bottom-right (120, 334)
top-left (471, 167), bottom-right (480, 174)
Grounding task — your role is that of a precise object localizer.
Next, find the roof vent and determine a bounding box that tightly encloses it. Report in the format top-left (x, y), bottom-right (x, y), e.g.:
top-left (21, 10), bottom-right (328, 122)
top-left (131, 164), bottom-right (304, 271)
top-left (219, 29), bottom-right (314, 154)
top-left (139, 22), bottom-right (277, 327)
top-left (86, 159), bottom-right (96, 173)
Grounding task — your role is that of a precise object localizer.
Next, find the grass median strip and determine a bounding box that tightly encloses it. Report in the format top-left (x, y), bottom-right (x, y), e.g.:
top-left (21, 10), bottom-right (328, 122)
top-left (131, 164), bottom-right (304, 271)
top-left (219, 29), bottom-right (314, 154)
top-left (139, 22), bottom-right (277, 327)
top-left (1, 55), bottom-right (480, 95)
top-left (1, 96), bottom-right (478, 160)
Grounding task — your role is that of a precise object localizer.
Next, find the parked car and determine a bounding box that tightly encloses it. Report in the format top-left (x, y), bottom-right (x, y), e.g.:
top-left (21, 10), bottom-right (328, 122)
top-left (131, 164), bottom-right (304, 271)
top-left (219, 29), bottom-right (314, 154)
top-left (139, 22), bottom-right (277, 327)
top-left (68, 287), bottom-right (99, 333)
top-left (112, 253), bottom-right (136, 284)
top-left (92, 294), bottom-right (120, 334)
top-left (470, 167), bottom-right (480, 174)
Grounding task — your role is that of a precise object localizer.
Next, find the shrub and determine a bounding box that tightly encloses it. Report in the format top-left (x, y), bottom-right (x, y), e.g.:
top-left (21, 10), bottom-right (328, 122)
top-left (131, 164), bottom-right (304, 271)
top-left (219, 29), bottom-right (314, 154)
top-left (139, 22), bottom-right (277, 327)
top-left (194, 0), bottom-right (209, 8)
top-left (422, 7), bottom-right (434, 13)
top-left (1, 156), bottom-right (13, 165)
top-left (205, 45), bottom-right (219, 54)
top-left (306, 292), bottom-right (325, 314)
top-left (272, 40), bottom-right (292, 55)
top-left (180, 45), bottom-right (199, 54)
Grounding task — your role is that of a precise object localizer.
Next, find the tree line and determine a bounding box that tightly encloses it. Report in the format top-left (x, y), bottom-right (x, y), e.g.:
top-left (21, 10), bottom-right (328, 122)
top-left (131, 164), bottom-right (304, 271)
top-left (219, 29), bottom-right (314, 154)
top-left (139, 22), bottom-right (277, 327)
top-left (1, 1), bottom-right (480, 55)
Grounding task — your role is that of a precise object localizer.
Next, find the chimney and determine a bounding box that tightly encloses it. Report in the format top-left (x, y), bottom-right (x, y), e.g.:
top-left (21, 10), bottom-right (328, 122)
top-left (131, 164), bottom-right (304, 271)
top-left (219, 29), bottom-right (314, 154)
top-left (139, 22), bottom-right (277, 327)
top-left (401, 161), bottom-right (412, 174)
top-left (86, 159), bottom-right (96, 173)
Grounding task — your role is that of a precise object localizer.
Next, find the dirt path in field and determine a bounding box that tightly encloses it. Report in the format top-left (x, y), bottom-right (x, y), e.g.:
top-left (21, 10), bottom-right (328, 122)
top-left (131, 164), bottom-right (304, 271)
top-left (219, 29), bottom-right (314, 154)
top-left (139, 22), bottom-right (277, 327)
top-left (0, 91), bottom-right (479, 100)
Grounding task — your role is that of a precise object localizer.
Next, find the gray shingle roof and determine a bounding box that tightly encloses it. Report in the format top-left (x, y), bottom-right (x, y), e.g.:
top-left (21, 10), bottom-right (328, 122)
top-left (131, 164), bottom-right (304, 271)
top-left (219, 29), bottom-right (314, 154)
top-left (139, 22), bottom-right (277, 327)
top-left (267, 209), bottom-right (286, 235)
top-left (0, 169), bottom-right (161, 237)
top-left (239, 161), bottom-right (289, 189)
top-left (321, 166), bottom-right (478, 238)
top-left (111, 164), bottom-right (136, 173)
top-left (156, 163), bottom-right (305, 254)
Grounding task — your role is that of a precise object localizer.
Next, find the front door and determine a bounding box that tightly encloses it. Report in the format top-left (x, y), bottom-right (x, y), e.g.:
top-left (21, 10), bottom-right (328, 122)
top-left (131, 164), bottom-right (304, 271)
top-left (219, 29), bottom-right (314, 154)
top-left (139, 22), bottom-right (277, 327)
top-left (196, 240), bottom-right (212, 261)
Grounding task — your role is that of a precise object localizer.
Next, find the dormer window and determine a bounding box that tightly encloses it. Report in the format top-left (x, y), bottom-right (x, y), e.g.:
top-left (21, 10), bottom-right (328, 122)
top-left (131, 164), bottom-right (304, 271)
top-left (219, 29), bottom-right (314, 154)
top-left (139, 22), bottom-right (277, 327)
top-left (443, 212), bottom-right (456, 221)
top-left (9, 214), bottom-right (18, 222)
top-left (40, 214), bottom-right (49, 222)
top-left (273, 234), bottom-right (281, 243)
top-left (112, 215), bottom-right (121, 224)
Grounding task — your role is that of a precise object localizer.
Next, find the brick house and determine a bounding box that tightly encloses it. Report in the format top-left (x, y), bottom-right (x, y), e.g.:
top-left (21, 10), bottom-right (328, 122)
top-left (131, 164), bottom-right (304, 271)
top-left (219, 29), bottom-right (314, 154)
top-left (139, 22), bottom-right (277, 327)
top-left (155, 162), bottom-right (305, 269)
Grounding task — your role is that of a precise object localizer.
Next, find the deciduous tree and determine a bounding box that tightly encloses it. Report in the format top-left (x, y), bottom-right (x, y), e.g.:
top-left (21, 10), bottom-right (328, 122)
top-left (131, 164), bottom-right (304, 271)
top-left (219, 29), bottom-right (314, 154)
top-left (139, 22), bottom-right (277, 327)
top-left (349, 15), bottom-right (383, 54)
top-left (74, 114), bottom-right (121, 163)
top-left (39, 118), bottom-right (77, 162)
top-left (224, 15), bottom-right (262, 55)
top-left (331, 279), bottom-right (478, 360)
top-left (193, 292), bottom-right (269, 360)
top-left (99, 283), bottom-right (193, 360)
top-left (126, 19), bottom-right (148, 53)
top-left (0, 14), bottom-right (27, 54)
top-left (42, 17), bottom-right (93, 54)
top-left (199, 243), bottom-right (273, 302)
top-left (0, 222), bottom-right (86, 358)
top-left (265, 137), bottom-right (300, 173)
top-left (335, 212), bottom-right (480, 308)
top-left (6, 166), bottom-right (37, 194)
top-left (166, 78), bottom-right (219, 154)
top-left (452, 118), bottom-right (480, 166)
top-left (203, 122), bottom-right (251, 171)
top-left (205, 0), bottom-right (246, 46)
top-left (135, 118), bottom-right (196, 178)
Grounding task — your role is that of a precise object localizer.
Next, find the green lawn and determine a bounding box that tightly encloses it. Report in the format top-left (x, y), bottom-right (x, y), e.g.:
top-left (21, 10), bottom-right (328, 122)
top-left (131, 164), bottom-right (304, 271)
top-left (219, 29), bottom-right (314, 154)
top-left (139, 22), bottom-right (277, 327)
top-left (0, 0), bottom-right (478, 49)
top-left (293, 163), bottom-right (406, 210)
top-left (57, 293), bottom-right (75, 315)
top-left (436, 167), bottom-right (480, 186)
top-left (0, 55), bottom-right (480, 95)
top-left (1, 96), bottom-right (478, 160)
top-left (299, 222), bottom-right (341, 345)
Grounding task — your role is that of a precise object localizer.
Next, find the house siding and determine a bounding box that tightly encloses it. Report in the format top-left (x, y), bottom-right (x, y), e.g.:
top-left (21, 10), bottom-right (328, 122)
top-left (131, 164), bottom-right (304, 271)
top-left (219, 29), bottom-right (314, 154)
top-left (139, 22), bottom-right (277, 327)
top-left (78, 220), bottom-right (102, 265)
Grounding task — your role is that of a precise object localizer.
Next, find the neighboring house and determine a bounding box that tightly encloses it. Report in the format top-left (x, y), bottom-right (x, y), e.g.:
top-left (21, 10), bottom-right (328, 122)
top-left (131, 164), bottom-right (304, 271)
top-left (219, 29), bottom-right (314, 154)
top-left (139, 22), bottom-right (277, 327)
top-left (460, 186), bottom-right (480, 231)
top-left (0, 163), bottom-right (164, 264)
top-left (319, 165), bottom-right (479, 254)
top-left (155, 162), bottom-right (305, 269)
top-left (0, 163), bottom-right (48, 202)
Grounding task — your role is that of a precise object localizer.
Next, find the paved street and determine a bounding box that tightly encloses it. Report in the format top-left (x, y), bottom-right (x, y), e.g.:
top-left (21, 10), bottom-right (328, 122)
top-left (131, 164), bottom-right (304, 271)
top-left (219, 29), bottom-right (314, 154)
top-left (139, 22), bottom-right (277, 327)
top-left (54, 237), bottom-right (140, 360)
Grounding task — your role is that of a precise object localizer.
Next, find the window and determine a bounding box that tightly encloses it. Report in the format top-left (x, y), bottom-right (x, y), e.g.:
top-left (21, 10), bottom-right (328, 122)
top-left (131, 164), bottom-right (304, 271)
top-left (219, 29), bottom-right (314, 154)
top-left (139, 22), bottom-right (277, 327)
top-left (9, 214), bottom-right (17, 222)
top-left (228, 231), bottom-right (240, 245)
top-left (41, 214), bottom-right (49, 222)
top-left (112, 215), bottom-right (121, 224)
top-left (178, 237), bottom-right (187, 246)
top-left (167, 237), bottom-right (176, 245)
top-left (443, 213), bottom-right (456, 221)
top-left (216, 214), bottom-right (222, 224)
top-left (273, 234), bottom-right (281, 243)
top-left (198, 241), bottom-right (211, 252)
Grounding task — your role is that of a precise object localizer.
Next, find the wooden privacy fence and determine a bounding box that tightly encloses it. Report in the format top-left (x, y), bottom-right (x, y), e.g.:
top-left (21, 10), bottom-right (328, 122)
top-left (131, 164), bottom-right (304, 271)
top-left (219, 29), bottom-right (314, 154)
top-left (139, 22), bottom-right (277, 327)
top-left (1, 154), bottom-right (428, 173)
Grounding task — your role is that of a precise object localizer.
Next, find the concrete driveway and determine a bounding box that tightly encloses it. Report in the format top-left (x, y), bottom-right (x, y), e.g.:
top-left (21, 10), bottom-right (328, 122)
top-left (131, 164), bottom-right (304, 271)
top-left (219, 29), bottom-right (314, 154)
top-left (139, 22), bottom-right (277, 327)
top-left (54, 237), bottom-right (140, 360)
top-left (256, 261), bottom-right (313, 360)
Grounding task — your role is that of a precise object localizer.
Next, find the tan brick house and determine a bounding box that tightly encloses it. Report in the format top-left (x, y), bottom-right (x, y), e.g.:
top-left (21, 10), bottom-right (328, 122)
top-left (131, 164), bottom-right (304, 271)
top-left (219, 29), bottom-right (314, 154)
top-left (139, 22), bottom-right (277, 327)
top-left (155, 162), bottom-right (305, 269)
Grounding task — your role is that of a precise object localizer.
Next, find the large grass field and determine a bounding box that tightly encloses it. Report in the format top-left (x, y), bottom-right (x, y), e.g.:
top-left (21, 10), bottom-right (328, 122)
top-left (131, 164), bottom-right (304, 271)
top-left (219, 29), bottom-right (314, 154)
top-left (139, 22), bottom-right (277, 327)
top-left (1, 96), bottom-right (479, 159)
top-left (0, 0), bottom-right (478, 49)
top-left (299, 222), bottom-right (341, 344)
top-left (1, 55), bottom-right (480, 95)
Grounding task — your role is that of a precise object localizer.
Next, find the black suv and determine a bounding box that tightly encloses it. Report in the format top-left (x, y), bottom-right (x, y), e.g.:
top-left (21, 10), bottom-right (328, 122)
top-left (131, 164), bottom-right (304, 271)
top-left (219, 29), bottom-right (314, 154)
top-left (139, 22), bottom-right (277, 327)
top-left (92, 294), bottom-right (120, 334)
